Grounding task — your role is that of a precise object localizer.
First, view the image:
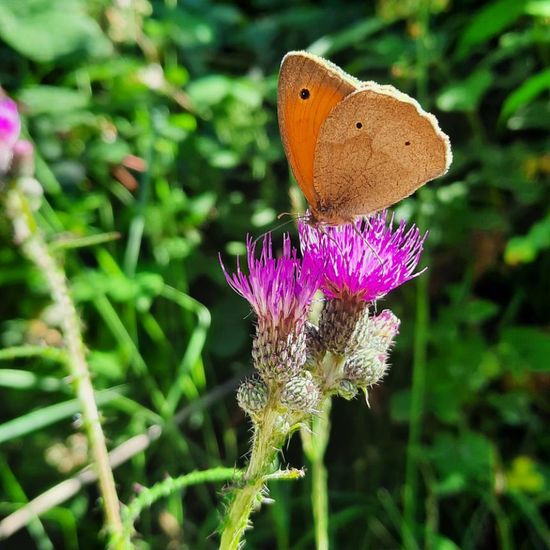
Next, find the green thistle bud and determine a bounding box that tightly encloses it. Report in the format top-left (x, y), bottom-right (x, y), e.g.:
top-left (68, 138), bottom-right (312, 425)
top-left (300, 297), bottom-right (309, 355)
top-left (304, 322), bottom-right (325, 367)
top-left (236, 376), bottom-right (268, 416)
top-left (343, 349), bottom-right (388, 387)
top-left (281, 371), bottom-right (320, 412)
top-left (252, 326), bottom-right (307, 382)
top-left (318, 298), bottom-right (370, 355)
top-left (338, 379), bottom-right (358, 400)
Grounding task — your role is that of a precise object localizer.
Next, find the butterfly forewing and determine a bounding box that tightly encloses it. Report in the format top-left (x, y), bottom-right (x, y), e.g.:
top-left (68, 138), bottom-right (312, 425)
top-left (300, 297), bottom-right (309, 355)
top-left (277, 52), bottom-right (358, 207)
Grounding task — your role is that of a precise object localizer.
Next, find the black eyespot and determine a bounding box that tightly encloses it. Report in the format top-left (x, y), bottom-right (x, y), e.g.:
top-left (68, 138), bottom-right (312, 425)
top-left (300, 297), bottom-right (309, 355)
top-left (356, 122), bottom-right (362, 129)
top-left (300, 88), bottom-right (310, 100)
top-left (405, 141), bottom-right (411, 146)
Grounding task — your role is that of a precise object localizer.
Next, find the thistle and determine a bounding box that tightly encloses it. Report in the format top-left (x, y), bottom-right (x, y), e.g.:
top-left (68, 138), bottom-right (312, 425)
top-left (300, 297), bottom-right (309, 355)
top-left (218, 211), bottom-right (427, 549)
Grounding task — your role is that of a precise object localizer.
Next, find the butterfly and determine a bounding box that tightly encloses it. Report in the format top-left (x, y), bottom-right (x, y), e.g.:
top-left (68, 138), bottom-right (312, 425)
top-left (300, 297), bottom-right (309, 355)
top-left (277, 51), bottom-right (452, 224)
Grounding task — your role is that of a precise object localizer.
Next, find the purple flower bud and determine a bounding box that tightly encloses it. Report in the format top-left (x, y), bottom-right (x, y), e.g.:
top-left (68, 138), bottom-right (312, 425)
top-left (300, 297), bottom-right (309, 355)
top-left (11, 139), bottom-right (35, 177)
top-left (367, 309), bottom-right (400, 353)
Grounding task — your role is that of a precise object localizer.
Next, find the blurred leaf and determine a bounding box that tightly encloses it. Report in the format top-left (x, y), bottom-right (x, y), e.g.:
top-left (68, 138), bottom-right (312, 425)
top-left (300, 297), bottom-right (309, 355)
top-left (525, 0), bottom-right (550, 17)
top-left (309, 18), bottom-right (386, 56)
top-left (505, 456), bottom-right (545, 493)
top-left (499, 327), bottom-right (550, 372)
top-left (507, 100), bottom-right (550, 130)
top-left (431, 432), bottom-right (495, 494)
top-left (389, 389), bottom-right (411, 423)
top-left (505, 237), bottom-right (537, 264)
top-left (500, 68), bottom-right (550, 121)
top-left (0, 0), bottom-right (111, 63)
top-left (0, 369), bottom-right (65, 392)
top-left (18, 86), bottom-right (89, 115)
top-left (437, 70), bottom-right (493, 112)
top-left (456, 0), bottom-right (527, 59)
top-left (432, 535), bottom-right (461, 550)
top-left (458, 299), bottom-right (499, 324)
top-left (488, 392), bottom-right (532, 425)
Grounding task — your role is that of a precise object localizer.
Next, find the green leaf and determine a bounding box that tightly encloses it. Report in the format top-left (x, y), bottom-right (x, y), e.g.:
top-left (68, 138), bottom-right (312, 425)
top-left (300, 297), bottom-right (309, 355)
top-left (18, 86), bottom-right (89, 115)
top-left (437, 70), bottom-right (493, 112)
top-left (309, 18), bottom-right (386, 57)
top-left (0, 0), bottom-right (111, 63)
top-left (525, 0), bottom-right (550, 17)
top-left (504, 213), bottom-right (550, 265)
top-left (499, 327), bottom-right (550, 372)
top-left (459, 299), bottom-right (500, 324)
top-left (431, 432), bottom-right (495, 494)
top-left (500, 68), bottom-right (550, 121)
top-left (456, 0), bottom-right (527, 59)
top-left (0, 369), bottom-right (65, 392)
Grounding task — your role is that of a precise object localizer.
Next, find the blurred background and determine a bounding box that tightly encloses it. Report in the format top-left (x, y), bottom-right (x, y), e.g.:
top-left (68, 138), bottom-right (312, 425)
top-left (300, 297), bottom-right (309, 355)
top-left (0, 0), bottom-right (549, 548)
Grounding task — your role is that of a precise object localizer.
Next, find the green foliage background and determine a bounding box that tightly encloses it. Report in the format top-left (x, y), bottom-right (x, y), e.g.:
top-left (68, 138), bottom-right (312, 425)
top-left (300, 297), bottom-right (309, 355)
top-left (0, 0), bottom-right (549, 548)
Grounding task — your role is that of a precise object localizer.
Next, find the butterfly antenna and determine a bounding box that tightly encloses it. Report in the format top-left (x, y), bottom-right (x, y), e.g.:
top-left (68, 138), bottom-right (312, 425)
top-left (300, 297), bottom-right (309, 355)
top-left (251, 213), bottom-right (302, 247)
top-left (352, 218), bottom-right (385, 266)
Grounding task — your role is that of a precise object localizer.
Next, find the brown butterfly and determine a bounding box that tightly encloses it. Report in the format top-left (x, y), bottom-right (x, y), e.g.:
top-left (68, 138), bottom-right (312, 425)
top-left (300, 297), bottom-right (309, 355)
top-left (277, 51), bottom-right (452, 224)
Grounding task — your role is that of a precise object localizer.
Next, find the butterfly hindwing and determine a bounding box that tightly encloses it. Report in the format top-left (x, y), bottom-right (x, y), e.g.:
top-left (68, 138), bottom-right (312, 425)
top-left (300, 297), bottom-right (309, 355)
top-left (313, 85), bottom-right (452, 221)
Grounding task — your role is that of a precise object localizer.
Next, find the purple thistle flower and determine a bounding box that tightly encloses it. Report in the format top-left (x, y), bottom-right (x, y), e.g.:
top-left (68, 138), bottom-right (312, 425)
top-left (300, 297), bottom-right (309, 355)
top-left (0, 97), bottom-right (20, 146)
top-left (220, 233), bottom-right (322, 336)
top-left (299, 210), bottom-right (427, 303)
top-left (0, 96), bottom-right (21, 173)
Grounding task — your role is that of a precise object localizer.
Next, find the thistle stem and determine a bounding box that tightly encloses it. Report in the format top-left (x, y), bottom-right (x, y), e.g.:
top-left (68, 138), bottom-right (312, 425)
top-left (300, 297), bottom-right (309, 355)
top-left (403, 265), bottom-right (429, 548)
top-left (219, 400), bottom-right (298, 550)
top-left (5, 185), bottom-right (126, 548)
top-left (303, 397), bottom-right (331, 550)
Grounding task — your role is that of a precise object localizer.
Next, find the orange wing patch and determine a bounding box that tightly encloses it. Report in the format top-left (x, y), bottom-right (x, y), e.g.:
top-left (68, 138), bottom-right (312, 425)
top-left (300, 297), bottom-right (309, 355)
top-left (278, 52), bottom-right (358, 208)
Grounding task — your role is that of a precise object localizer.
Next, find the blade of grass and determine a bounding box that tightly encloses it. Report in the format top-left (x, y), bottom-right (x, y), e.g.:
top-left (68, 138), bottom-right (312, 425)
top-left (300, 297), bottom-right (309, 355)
top-left (161, 285), bottom-right (211, 416)
top-left (0, 387), bottom-right (123, 444)
top-left (0, 345), bottom-right (68, 364)
top-left (0, 369), bottom-right (67, 392)
top-left (0, 457), bottom-right (54, 550)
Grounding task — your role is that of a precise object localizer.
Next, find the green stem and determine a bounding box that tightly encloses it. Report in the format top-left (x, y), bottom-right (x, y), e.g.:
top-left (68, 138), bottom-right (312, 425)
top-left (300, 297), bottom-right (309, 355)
top-left (219, 401), bottom-right (298, 550)
top-left (5, 185), bottom-right (127, 548)
top-left (403, 3), bottom-right (431, 546)
top-left (403, 269), bottom-right (429, 548)
top-left (304, 398), bottom-right (331, 550)
top-left (122, 467), bottom-right (241, 539)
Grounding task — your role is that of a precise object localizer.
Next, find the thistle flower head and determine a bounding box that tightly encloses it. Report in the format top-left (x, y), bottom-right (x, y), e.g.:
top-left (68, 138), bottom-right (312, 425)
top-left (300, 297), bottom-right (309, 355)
top-left (0, 96), bottom-right (20, 146)
top-left (220, 233), bottom-right (323, 381)
top-left (299, 211), bottom-right (426, 303)
top-left (0, 95), bottom-right (21, 173)
top-left (220, 233), bottom-right (322, 335)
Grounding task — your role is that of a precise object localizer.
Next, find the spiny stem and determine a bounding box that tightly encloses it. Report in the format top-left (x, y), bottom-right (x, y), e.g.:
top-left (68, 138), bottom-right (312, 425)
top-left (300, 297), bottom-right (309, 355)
top-left (219, 397), bottom-right (302, 550)
top-left (5, 185), bottom-right (127, 548)
top-left (403, 263), bottom-right (429, 548)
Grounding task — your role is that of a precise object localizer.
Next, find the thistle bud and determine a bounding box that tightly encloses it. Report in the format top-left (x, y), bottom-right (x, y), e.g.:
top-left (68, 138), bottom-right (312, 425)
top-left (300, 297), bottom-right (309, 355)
top-left (252, 326), bottom-right (307, 382)
top-left (281, 371), bottom-right (320, 412)
top-left (367, 309), bottom-right (400, 354)
top-left (237, 376), bottom-right (269, 417)
top-left (304, 322), bottom-right (324, 367)
top-left (318, 298), bottom-right (369, 355)
top-left (337, 379), bottom-right (358, 400)
top-left (11, 140), bottom-right (35, 178)
top-left (343, 349), bottom-right (388, 387)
